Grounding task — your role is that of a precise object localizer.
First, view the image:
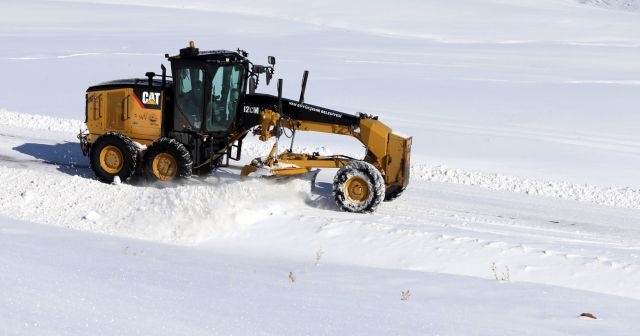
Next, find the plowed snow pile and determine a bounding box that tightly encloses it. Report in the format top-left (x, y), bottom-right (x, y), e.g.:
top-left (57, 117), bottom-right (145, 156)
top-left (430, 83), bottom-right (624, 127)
top-left (0, 164), bottom-right (315, 244)
top-left (0, 109), bottom-right (82, 133)
top-left (414, 165), bottom-right (640, 209)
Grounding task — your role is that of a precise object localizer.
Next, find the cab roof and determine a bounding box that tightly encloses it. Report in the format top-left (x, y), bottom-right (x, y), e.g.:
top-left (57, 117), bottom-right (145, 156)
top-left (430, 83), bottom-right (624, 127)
top-left (166, 46), bottom-right (249, 63)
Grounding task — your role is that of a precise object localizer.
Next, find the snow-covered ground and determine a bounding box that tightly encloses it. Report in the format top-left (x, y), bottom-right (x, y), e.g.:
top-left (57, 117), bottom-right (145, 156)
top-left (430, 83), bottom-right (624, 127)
top-left (5, 215), bottom-right (640, 336)
top-left (1, 0), bottom-right (640, 335)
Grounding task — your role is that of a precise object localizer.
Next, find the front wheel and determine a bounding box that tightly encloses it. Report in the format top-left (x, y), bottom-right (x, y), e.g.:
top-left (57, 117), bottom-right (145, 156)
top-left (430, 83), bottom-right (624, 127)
top-left (143, 138), bottom-right (193, 182)
top-left (333, 160), bottom-right (385, 213)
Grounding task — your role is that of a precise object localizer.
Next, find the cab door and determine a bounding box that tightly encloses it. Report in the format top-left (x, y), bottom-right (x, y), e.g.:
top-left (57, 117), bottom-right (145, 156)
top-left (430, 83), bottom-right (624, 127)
top-left (105, 89), bottom-right (127, 131)
top-left (204, 65), bottom-right (245, 132)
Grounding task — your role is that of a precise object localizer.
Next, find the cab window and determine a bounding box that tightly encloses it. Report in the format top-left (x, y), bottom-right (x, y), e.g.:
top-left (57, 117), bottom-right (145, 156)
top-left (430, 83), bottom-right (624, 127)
top-left (175, 66), bottom-right (204, 129)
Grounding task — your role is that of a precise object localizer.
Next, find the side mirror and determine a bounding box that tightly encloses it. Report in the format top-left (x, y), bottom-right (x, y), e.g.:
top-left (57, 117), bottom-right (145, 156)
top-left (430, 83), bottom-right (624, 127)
top-left (266, 70), bottom-right (273, 85)
top-left (268, 56), bottom-right (276, 66)
top-left (249, 77), bottom-right (256, 94)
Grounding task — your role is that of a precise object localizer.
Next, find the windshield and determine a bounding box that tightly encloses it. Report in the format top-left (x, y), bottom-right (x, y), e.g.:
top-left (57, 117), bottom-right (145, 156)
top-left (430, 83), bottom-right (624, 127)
top-left (206, 65), bottom-right (244, 132)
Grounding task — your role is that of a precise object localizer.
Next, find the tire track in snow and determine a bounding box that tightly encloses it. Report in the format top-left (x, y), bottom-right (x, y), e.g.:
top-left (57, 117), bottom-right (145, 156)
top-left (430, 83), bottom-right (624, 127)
top-left (279, 182), bottom-right (640, 298)
top-left (288, 209), bottom-right (640, 298)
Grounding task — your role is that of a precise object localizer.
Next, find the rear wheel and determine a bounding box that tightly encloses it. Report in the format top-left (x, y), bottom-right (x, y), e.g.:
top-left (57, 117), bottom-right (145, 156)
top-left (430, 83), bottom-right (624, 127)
top-left (144, 138), bottom-right (192, 182)
top-left (333, 160), bottom-right (385, 213)
top-left (89, 132), bottom-right (138, 183)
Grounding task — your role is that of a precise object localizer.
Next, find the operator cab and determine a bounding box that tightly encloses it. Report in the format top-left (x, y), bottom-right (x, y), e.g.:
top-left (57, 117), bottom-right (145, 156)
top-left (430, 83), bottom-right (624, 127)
top-left (167, 44), bottom-right (250, 135)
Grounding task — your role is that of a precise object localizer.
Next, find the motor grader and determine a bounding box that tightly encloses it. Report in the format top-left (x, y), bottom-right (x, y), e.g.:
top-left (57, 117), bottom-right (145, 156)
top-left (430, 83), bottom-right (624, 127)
top-left (79, 42), bottom-right (411, 212)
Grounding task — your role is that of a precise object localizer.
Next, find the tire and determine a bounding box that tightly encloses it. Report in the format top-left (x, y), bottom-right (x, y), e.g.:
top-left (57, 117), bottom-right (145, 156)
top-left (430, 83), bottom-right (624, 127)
top-left (89, 132), bottom-right (138, 183)
top-left (333, 160), bottom-right (385, 213)
top-left (143, 138), bottom-right (192, 182)
top-left (384, 185), bottom-right (406, 202)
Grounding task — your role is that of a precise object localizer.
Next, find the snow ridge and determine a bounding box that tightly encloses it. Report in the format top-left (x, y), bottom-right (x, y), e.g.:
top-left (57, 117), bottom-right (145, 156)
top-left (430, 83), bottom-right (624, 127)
top-left (414, 165), bottom-right (640, 209)
top-left (0, 109), bottom-right (83, 133)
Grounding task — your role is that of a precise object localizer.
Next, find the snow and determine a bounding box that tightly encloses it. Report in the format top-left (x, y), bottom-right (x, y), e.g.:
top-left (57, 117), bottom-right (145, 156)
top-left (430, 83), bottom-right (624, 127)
top-left (3, 215), bottom-right (639, 335)
top-left (4, 0), bottom-right (640, 187)
top-left (2, 110), bottom-right (640, 334)
top-left (414, 165), bottom-right (640, 209)
top-left (0, 109), bottom-right (82, 133)
top-left (1, 0), bottom-right (640, 334)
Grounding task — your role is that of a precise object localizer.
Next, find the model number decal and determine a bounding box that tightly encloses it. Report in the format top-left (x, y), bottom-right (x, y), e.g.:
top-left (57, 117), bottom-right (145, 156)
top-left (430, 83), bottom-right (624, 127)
top-left (243, 106), bottom-right (260, 114)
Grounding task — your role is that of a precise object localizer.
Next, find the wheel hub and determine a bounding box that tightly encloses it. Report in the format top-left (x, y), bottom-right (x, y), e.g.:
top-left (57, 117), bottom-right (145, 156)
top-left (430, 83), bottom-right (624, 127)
top-left (153, 153), bottom-right (177, 181)
top-left (99, 145), bottom-right (123, 174)
top-left (345, 176), bottom-right (370, 202)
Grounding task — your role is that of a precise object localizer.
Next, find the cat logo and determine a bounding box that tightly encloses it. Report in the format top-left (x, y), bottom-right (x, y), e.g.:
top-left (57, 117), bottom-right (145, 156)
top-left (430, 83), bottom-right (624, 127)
top-left (133, 89), bottom-right (161, 110)
top-left (142, 92), bottom-right (161, 105)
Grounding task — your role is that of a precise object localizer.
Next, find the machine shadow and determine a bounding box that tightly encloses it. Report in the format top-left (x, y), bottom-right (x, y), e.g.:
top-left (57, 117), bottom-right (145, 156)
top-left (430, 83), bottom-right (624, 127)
top-left (306, 181), bottom-right (340, 211)
top-left (12, 142), bottom-right (93, 178)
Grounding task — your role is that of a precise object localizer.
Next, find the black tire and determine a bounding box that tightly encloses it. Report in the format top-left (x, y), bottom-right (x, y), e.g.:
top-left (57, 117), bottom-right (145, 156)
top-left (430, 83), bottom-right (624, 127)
top-left (333, 160), bottom-right (385, 213)
top-left (89, 132), bottom-right (138, 183)
top-left (384, 185), bottom-right (406, 202)
top-left (143, 138), bottom-right (192, 182)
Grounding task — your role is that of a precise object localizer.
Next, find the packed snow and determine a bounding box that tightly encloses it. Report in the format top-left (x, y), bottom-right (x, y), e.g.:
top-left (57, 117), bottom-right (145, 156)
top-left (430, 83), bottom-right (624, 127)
top-left (1, 0), bottom-right (640, 335)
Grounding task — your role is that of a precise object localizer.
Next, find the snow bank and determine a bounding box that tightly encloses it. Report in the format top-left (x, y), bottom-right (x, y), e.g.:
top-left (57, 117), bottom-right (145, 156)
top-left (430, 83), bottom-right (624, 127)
top-left (413, 165), bottom-right (640, 209)
top-left (0, 109), bottom-right (83, 133)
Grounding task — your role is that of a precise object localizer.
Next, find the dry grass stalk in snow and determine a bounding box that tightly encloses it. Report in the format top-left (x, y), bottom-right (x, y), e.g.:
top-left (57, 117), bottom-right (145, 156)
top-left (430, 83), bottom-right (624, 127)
top-left (491, 262), bottom-right (510, 282)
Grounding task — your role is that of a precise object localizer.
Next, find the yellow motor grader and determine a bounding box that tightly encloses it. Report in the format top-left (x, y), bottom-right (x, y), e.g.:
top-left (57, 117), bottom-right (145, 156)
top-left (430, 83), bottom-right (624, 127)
top-left (79, 42), bottom-right (412, 212)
